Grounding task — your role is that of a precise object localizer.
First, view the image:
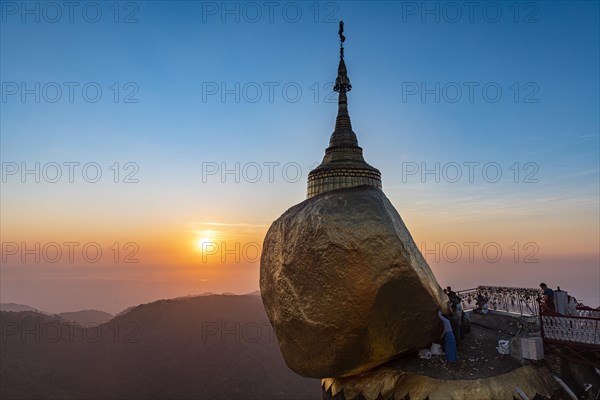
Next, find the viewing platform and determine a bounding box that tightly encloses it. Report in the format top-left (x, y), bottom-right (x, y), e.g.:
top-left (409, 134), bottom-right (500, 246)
top-left (323, 286), bottom-right (598, 399)
top-left (458, 286), bottom-right (600, 367)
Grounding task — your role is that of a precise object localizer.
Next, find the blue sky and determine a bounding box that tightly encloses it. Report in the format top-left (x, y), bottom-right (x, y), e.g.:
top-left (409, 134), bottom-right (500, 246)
top-left (1, 1), bottom-right (599, 312)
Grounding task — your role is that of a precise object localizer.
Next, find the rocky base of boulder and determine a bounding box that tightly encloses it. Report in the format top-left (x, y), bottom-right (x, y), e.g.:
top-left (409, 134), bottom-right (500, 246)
top-left (322, 365), bottom-right (562, 400)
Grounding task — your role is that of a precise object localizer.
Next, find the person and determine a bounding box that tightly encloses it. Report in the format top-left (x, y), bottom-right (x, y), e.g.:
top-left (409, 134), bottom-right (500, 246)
top-left (540, 283), bottom-right (555, 312)
top-left (451, 306), bottom-right (463, 343)
top-left (446, 286), bottom-right (462, 309)
top-left (446, 286), bottom-right (456, 301)
top-left (474, 291), bottom-right (489, 314)
top-left (461, 308), bottom-right (471, 333)
top-left (481, 302), bottom-right (489, 314)
top-left (567, 295), bottom-right (578, 315)
top-left (438, 310), bottom-right (457, 363)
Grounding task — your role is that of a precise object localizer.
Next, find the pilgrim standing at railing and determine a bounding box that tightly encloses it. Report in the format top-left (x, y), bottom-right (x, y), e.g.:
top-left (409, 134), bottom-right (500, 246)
top-left (540, 283), bottom-right (555, 312)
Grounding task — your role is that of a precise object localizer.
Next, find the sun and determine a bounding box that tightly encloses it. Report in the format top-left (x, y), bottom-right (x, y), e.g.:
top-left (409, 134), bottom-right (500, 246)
top-left (196, 237), bottom-right (211, 249)
top-left (195, 231), bottom-right (216, 251)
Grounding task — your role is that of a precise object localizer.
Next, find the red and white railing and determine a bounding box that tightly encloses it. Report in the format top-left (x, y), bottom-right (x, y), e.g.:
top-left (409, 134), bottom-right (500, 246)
top-left (540, 313), bottom-right (600, 345)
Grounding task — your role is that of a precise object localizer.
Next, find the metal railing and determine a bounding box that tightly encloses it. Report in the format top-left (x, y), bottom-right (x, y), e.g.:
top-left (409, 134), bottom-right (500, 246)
top-left (541, 313), bottom-right (600, 345)
top-left (573, 308), bottom-right (600, 319)
top-left (456, 285), bottom-right (600, 346)
top-left (457, 286), bottom-right (541, 316)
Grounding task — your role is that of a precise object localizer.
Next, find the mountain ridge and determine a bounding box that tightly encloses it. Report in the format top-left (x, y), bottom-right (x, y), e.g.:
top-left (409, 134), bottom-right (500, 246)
top-left (0, 293), bottom-right (318, 400)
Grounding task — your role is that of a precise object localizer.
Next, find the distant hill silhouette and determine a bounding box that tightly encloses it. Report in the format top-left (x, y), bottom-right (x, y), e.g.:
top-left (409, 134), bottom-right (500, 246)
top-left (58, 310), bottom-right (114, 326)
top-left (1, 304), bottom-right (114, 326)
top-left (0, 303), bottom-right (48, 314)
top-left (0, 294), bottom-right (320, 400)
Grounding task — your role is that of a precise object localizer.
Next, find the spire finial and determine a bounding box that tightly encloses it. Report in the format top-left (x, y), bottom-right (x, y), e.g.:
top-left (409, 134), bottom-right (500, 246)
top-left (333, 20), bottom-right (352, 133)
top-left (339, 20), bottom-right (345, 59)
top-left (334, 21), bottom-right (351, 93)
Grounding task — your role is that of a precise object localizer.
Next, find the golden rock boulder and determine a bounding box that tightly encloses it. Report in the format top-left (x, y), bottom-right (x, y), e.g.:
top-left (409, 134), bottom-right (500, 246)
top-left (260, 185), bottom-right (449, 378)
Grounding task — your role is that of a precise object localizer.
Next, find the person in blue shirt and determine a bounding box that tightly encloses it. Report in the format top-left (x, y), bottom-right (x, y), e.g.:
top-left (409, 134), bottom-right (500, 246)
top-left (438, 310), bottom-right (457, 363)
top-left (540, 283), bottom-right (555, 312)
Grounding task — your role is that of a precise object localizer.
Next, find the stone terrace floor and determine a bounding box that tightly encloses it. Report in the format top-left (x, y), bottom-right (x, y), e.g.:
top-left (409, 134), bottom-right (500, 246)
top-left (389, 312), bottom-right (527, 380)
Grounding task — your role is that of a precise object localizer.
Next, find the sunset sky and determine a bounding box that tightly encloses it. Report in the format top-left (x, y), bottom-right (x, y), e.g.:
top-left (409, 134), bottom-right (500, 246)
top-left (1, 1), bottom-right (599, 313)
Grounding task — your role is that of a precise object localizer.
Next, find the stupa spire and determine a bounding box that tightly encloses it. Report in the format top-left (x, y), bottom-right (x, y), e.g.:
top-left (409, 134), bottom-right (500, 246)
top-left (306, 21), bottom-right (382, 199)
top-left (333, 21), bottom-right (353, 134)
